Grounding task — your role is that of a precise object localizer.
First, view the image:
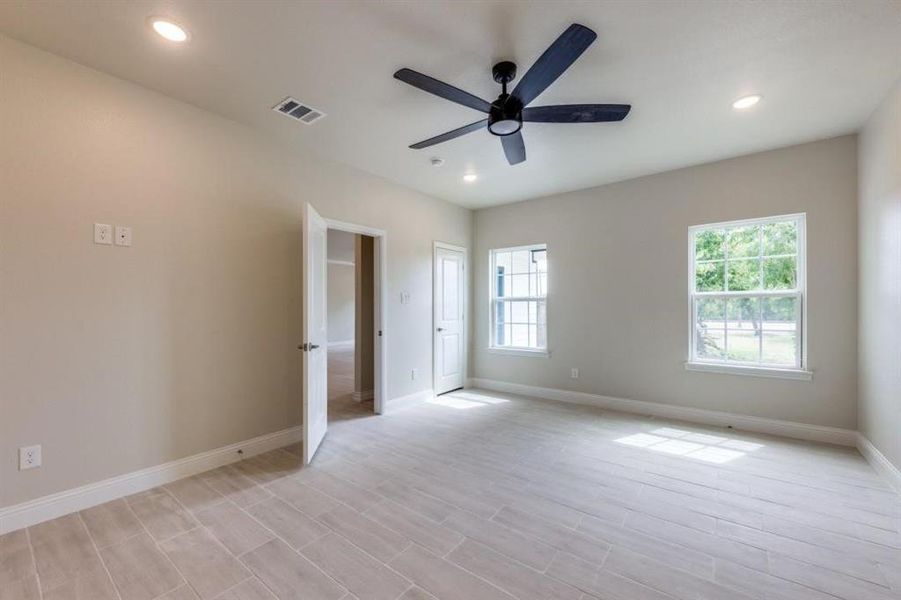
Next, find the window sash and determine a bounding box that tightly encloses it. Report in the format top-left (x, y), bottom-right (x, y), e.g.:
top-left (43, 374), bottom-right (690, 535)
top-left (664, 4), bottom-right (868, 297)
top-left (490, 245), bottom-right (547, 350)
top-left (690, 291), bottom-right (801, 369)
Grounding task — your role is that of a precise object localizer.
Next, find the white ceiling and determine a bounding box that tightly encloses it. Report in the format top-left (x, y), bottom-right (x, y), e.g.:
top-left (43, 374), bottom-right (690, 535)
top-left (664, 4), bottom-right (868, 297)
top-left (2, 1), bottom-right (901, 208)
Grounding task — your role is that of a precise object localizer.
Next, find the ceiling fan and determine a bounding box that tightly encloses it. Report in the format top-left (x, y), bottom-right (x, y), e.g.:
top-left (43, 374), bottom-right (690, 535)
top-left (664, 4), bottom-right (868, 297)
top-left (393, 23), bottom-right (631, 166)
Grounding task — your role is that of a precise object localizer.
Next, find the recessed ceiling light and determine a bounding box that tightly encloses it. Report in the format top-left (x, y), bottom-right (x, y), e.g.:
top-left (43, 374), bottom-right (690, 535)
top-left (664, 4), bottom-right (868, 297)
top-left (732, 94), bottom-right (761, 110)
top-left (430, 157), bottom-right (445, 167)
top-left (150, 18), bottom-right (189, 43)
top-left (463, 173), bottom-right (478, 183)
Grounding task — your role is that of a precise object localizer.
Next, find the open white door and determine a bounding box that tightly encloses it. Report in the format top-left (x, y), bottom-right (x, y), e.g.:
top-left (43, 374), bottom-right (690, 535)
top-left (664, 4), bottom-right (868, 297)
top-left (302, 203), bottom-right (328, 464)
top-left (434, 245), bottom-right (465, 395)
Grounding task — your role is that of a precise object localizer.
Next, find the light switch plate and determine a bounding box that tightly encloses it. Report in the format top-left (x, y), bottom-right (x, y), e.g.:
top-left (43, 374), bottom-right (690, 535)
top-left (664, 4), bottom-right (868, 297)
top-left (94, 223), bottom-right (112, 245)
top-left (115, 226), bottom-right (132, 247)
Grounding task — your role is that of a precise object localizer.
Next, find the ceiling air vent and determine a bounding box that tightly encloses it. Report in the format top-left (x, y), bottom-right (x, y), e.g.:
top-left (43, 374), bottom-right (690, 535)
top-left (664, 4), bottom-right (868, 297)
top-left (272, 97), bottom-right (326, 125)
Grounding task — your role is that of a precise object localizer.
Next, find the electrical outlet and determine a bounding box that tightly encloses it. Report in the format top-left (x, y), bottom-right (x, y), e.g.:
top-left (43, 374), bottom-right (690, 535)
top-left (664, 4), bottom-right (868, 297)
top-left (19, 445), bottom-right (41, 470)
top-left (571, 368), bottom-right (580, 379)
top-left (94, 223), bottom-right (112, 245)
top-left (411, 368), bottom-right (417, 380)
top-left (400, 291), bottom-right (411, 304)
top-left (115, 225), bottom-right (132, 247)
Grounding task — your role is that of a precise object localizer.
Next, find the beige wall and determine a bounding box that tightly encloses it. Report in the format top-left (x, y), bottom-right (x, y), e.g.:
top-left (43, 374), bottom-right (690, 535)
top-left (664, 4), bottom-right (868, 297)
top-left (355, 236), bottom-right (375, 395)
top-left (0, 36), bottom-right (471, 508)
top-left (858, 80), bottom-right (901, 471)
top-left (327, 263), bottom-right (355, 344)
top-left (473, 136), bottom-right (858, 429)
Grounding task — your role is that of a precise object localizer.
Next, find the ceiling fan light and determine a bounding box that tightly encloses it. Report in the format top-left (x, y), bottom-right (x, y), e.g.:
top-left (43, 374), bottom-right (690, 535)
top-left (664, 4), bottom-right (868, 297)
top-left (488, 119), bottom-right (522, 136)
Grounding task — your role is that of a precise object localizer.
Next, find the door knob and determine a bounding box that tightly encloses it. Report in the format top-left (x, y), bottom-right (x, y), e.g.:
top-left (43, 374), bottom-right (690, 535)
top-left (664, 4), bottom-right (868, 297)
top-left (437, 327), bottom-right (444, 332)
top-left (298, 343), bottom-right (320, 351)
top-left (309, 344), bottom-right (320, 350)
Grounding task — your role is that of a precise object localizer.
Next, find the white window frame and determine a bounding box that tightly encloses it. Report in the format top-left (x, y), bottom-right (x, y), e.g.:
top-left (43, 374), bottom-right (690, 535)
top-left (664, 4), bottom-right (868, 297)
top-left (686, 213), bottom-right (812, 380)
top-left (487, 244), bottom-right (549, 357)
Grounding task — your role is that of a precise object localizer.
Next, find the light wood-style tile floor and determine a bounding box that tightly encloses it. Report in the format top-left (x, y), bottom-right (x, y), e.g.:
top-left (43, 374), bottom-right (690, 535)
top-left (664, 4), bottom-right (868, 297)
top-left (329, 345), bottom-right (373, 423)
top-left (3, 388), bottom-right (900, 600)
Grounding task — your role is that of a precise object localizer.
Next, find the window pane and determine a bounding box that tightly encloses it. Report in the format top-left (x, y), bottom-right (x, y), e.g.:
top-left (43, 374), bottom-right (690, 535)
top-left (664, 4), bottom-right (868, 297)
top-left (511, 250), bottom-right (531, 274)
top-left (763, 221), bottom-right (797, 256)
top-left (726, 259), bottom-right (761, 291)
top-left (511, 324), bottom-right (529, 347)
top-left (697, 298), bottom-right (725, 328)
top-left (762, 297), bottom-right (797, 331)
top-left (696, 328), bottom-right (725, 359)
top-left (727, 297), bottom-right (760, 331)
top-left (510, 300), bottom-right (528, 323)
top-left (763, 256), bottom-right (796, 290)
top-left (495, 252), bottom-right (512, 273)
top-left (496, 270), bottom-right (507, 297)
top-left (696, 261), bottom-right (725, 291)
top-left (726, 330), bottom-right (760, 363)
top-left (762, 332), bottom-right (797, 366)
top-left (727, 225), bottom-right (760, 258)
top-left (510, 274), bottom-right (529, 297)
top-left (695, 229), bottom-right (725, 261)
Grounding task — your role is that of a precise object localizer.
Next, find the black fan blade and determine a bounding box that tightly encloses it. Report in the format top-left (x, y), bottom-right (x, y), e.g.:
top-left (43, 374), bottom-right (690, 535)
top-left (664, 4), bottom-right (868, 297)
top-left (409, 119), bottom-right (488, 149)
top-left (501, 131), bottom-right (526, 165)
top-left (510, 24), bottom-right (597, 107)
top-left (522, 104), bottom-right (631, 123)
top-left (394, 68), bottom-right (491, 113)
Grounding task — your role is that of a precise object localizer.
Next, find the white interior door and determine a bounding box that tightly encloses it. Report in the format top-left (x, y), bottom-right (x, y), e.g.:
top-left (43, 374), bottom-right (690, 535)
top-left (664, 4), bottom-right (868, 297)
top-left (302, 203), bottom-right (328, 464)
top-left (434, 245), bottom-right (465, 395)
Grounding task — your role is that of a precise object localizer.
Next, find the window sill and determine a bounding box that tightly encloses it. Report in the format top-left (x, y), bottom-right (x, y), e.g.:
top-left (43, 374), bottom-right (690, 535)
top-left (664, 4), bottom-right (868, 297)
top-left (486, 347), bottom-right (550, 358)
top-left (685, 362), bottom-right (812, 381)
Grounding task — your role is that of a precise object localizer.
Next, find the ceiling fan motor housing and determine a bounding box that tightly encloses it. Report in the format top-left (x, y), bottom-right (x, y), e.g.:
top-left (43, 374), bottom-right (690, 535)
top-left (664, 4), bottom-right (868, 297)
top-left (489, 96), bottom-right (523, 139)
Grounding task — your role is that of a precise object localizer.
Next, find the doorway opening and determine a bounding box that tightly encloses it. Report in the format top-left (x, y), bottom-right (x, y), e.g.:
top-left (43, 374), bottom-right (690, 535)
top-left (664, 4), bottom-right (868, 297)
top-left (327, 229), bottom-right (376, 422)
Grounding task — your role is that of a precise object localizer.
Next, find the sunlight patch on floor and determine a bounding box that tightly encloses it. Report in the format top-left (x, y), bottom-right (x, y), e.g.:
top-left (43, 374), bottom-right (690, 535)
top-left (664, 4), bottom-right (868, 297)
top-left (427, 390), bottom-right (511, 409)
top-left (615, 427), bottom-right (764, 463)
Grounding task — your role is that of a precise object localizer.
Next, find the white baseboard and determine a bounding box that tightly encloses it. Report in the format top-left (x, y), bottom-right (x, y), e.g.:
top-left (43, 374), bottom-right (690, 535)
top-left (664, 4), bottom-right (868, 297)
top-left (351, 390), bottom-right (374, 403)
top-left (857, 434), bottom-right (901, 494)
top-left (328, 340), bottom-right (354, 349)
top-left (0, 425), bottom-right (302, 535)
top-left (470, 378), bottom-right (857, 447)
top-left (386, 389), bottom-right (434, 414)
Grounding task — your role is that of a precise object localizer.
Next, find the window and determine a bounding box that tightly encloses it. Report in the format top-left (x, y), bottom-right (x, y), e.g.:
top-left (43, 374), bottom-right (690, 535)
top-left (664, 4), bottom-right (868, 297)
top-left (490, 245), bottom-right (547, 354)
top-left (688, 214), bottom-right (806, 375)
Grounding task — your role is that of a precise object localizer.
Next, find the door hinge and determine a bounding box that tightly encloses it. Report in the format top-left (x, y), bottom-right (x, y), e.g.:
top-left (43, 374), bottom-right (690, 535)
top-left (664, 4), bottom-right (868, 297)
top-left (378, 330), bottom-right (383, 337)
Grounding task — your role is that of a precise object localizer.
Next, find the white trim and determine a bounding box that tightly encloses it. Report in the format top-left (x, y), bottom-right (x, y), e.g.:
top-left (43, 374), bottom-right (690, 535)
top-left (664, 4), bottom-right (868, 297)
top-left (470, 378), bottom-right (856, 446)
top-left (324, 217), bottom-right (388, 415)
top-left (0, 426), bottom-right (302, 535)
top-left (327, 259), bottom-right (355, 267)
top-left (433, 241), bottom-right (469, 396)
top-left (328, 340), bottom-right (354, 349)
top-left (351, 390), bottom-right (374, 403)
top-left (385, 389), bottom-right (434, 414)
top-left (857, 434), bottom-right (901, 495)
top-left (485, 347), bottom-right (549, 358)
top-left (685, 362), bottom-right (812, 381)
